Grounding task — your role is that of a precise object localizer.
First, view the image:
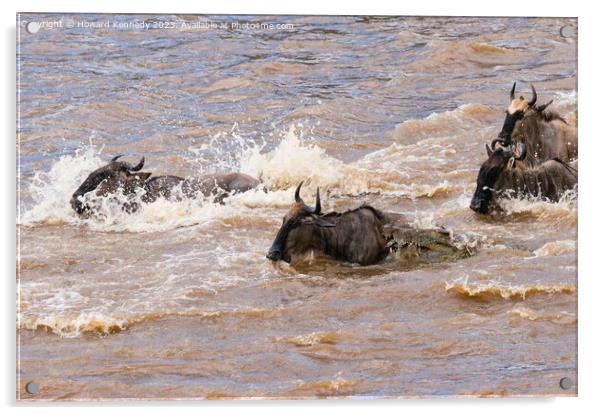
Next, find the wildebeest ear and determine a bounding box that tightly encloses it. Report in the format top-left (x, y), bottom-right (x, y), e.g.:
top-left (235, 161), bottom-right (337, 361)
top-left (313, 215), bottom-right (336, 227)
top-left (536, 99), bottom-right (553, 113)
top-left (133, 172), bottom-right (152, 181)
top-left (485, 143), bottom-right (493, 157)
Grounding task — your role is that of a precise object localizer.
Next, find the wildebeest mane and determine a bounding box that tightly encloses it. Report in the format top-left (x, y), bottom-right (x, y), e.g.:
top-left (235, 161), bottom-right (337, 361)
top-left (535, 109), bottom-right (567, 124)
top-left (498, 158), bottom-right (577, 202)
top-left (512, 109), bottom-right (574, 165)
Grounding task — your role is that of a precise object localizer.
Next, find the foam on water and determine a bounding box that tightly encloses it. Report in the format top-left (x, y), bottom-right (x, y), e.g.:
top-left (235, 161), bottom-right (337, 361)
top-left (81, 188), bottom-right (291, 233)
top-left (19, 123), bottom-right (472, 234)
top-left (19, 127), bottom-right (336, 232)
top-left (445, 276), bottom-right (575, 300)
top-left (19, 146), bottom-right (105, 226)
top-left (18, 261), bottom-right (271, 337)
top-left (533, 240), bottom-right (576, 257)
top-left (507, 306), bottom-right (576, 324)
top-left (273, 331), bottom-right (342, 347)
top-left (21, 306), bottom-right (286, 338)
top-left (496, 189), bottom-right (577, 224)
top-left (241, 125), bottom-right (345, 190)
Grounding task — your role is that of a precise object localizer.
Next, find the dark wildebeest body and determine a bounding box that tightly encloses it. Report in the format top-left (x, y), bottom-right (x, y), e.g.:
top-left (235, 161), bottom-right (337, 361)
top-left (495, 83), bottom-right (577, 165)
top-left (292, 206), bottom-right (391, 265)
top-left (70, 155), bottom-right (260, 215)
top-left (496, 159), bottom-right (577, 201)
top-left (470, 142), bottom-right (577, 214)
top-left (267, 182), bottom-right (461, 266)
top-left (511, 111), bottom-right (577, 165)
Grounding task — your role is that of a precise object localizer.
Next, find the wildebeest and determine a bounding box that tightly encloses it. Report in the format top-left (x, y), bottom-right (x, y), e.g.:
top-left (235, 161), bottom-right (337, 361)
top-left (469, 141), bottom-right (577, 214)
top-left (495, 83), bottom-right (577, 164)
top-left (267, 182), bottom-right (466, 266)
top-left (70, 155), bottom-right (261, 215)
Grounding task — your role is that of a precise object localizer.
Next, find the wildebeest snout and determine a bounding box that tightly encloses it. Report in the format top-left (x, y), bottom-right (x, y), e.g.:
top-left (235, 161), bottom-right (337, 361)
top-left (70, 195), bottom-right (87, 215)
top-left (469, 196), bottom-right (488, 214)
top-left (266, 247), bottom-right (282, 261)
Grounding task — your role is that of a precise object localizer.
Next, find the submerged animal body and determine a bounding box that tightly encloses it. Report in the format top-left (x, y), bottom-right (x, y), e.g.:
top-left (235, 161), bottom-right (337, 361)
top-left (495, 83), bottom-right (577, 165)
top-left (141, 172), bottom-right (261, 204)
top-left (267, 182), bottom-right (465, 266)
top-left (70, 155), bottom-right (260, 215)
top-left (470, 141), bottom-right (577, 214)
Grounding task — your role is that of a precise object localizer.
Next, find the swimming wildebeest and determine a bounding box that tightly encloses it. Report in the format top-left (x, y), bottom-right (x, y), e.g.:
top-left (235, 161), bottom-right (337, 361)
top-left (496, 83), bottom-right (577, 164)
top-left (469, 141), bottom-right (577, 214)
top-left (267, 182), bottom-right (467, 266)
top-left (70, 155), bottom-right (261, 215)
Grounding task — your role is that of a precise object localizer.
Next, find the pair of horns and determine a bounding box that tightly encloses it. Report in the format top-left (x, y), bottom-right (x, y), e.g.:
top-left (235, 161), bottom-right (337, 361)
top-left (294, 181), bottom-right (321, 215)
top-left (507, 142), bottom-right (528, 161)
top-left (111, 154), bottom-right (145, 171)
top-left (486, 139), bottom-right (527, 161)
top-left (488, 138), bottom-right (507, 152)
top-left (510, 82), bottom-right (537, 106)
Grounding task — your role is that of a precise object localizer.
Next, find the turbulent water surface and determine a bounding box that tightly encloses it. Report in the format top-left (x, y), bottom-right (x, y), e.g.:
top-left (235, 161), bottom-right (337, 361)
top-left (17, 14), bottom-right (577, 399)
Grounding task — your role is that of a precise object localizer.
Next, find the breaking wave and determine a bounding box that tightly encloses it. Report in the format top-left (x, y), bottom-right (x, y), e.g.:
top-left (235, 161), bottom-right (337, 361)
top-left (507, 306), bottom-right (576, 324)
top-left (272, 331), bottom-right (342, 347)
top-left (20, 306), bottom-right (286, 338)
top-left (445, 277), bottom-right (575, 300)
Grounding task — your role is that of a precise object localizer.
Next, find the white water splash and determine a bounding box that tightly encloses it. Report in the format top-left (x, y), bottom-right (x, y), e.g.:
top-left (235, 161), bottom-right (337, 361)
top-left (18, 127), bottom-right (350, 232)
top-left (19, 146), bottom-right (104, 226)
top-left (240, 125), bottom-right (345, 190)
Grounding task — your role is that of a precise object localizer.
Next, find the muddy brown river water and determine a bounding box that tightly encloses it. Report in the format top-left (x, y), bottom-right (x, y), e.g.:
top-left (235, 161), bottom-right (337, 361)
top-left (17, 14), bottom-right (577, 399)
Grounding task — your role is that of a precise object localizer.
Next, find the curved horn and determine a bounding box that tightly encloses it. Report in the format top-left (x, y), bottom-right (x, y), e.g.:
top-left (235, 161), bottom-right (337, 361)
top-left (536, 99), bottom-right (553, 112)
top-left (485, 143), bottom-right (493, 157)
top-left (314, 187), bottom-right (321, 215)
top-left (514, 142), bottom-right (527, 161)
top-left (528, 84), bottom-right (537, 106)
top-left (510, 82), bottom-right (516, 100)
top-left (490, 138), bottom-right (506, 150)
top-left (294, 181), bottom-right (304, 203)
top-left (111, 154), bottom-right (124, 162)
top-left (129, 157), bottom-right (145, 171)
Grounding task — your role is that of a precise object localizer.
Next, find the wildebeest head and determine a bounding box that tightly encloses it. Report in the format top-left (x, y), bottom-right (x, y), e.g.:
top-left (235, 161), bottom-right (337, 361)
top-left (266, 182), bottom-right (335, 262)
top-left (470, 140), bottom-right (527, 214)
top-left (497, 83), bottom-right (554, 145)
top-left (70, 155), bottom-right (151, 215)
